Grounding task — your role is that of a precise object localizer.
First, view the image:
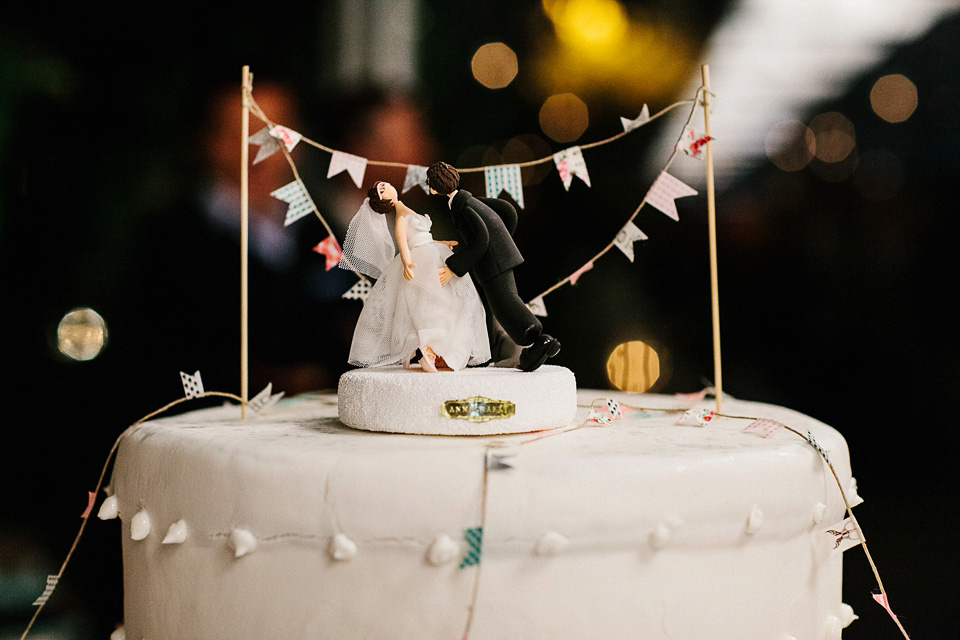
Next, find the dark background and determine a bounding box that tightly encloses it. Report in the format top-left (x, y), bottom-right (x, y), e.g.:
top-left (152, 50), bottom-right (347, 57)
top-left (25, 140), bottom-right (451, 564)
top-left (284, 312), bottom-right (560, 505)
top-left (1, 1), bottom-right (956, 638)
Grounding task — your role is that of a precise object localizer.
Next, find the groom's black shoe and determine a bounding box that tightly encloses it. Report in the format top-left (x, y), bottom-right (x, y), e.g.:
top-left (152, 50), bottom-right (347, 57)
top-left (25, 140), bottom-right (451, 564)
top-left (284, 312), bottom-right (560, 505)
top-left (518, 334), bottom-right (561, 372)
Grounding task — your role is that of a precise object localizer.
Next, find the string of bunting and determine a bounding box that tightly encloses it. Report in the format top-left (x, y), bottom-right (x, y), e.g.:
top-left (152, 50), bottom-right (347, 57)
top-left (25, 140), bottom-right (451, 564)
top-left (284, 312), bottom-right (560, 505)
top-left (243, 83), bottom-right (710, 307)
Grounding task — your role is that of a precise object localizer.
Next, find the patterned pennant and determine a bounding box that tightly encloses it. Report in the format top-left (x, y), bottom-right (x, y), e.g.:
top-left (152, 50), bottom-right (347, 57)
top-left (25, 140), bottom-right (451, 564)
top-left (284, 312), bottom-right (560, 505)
top-left (587, 410), bottom-right (612, 424)
top-left (676, 408), bottom-right (715, 426)
top-left (271, 180), bottom-right (314, 227)
top-left (486, 453), bottom-right (514, 471)
top-left (459, 527), bottom-right (483, 569)
top-left (553, 146), bottom-right (591, 190)
top-left (645, 171), bottom-right (698, 221)
top-left (526, 296), bottom-right (547, 317)
top-left (402, 165), bottom-right (429, 194)
top-left (676, 125), bottom-right (713, 160)
top-left (606, 398), bottom-right (622, 420)
top-left (269, 125), bottom-right (302, 151)
top-left (484, 165), bottom-right (524, 209)
top-left (342, 279), bottom-right (372, 302)
top-left (569, 261), bottom-right (593, 285)
top-left (614, 221), bottom-right (648, 262)
top-left (81, 491), bottom-right (96, 519)
top-left (872, 593), bottom-right (898, 621)
top-left (806, 430), bottom-right (830, 463)
top-left (327, 151), bottom-right (368, 188)
top-left (32, 575), bottom-right (59, 606)
top-left (620, 104), bottom-right (650, 133)
top-left (249, 383), bottom-right (285, 413)
top-left (180, 370), bottom-right (204, 399)
top-left (248, 127), bottom-right (281, 165)
top-left (824, 517), bottom-right (864, 553)
top-left (313, 235), bottom-right (343, 271)
top-left (742, 418), bottom-right (784, 439)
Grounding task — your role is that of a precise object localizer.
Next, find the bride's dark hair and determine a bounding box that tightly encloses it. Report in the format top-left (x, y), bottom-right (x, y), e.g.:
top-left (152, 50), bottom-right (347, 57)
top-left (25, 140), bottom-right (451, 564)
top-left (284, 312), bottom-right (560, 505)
top-left (367, 183), bottom-right (396, 215)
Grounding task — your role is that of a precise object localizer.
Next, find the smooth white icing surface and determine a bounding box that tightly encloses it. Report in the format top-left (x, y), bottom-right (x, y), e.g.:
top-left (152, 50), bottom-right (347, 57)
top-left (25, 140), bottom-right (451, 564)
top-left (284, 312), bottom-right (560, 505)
top-left (338, 364), bottom-right (577, 434)
top-left (110, 389), bottom-right (855, 640)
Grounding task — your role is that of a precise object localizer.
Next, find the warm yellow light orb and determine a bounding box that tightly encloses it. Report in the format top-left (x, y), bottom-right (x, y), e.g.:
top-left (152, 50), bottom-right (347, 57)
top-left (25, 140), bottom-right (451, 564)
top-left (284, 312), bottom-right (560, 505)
top-left (870, 74), bottom-right (918, 123)
top-left (809, 112), bottom-right (856, 163)
top-left (471, 42), bottom-right (519, 90)
top-left (57, 307), bottom-right (108, 361)
top-left (606, 340), bottom-right (660, 392)
top-left (765, 120), bottom-right (816, 172)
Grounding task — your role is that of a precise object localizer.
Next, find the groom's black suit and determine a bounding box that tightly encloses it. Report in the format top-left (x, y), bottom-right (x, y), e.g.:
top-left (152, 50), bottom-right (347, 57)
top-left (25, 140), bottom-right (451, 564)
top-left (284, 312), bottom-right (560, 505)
top-left (444, 189), bottom-right (541, 349)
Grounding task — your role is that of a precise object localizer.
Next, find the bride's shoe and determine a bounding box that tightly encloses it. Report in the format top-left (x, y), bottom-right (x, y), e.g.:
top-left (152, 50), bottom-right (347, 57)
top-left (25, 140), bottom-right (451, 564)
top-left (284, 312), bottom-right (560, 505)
top-left (403, 353), bottom-right (416, 369)
top-left (420, 347), bottom-right (439, 373)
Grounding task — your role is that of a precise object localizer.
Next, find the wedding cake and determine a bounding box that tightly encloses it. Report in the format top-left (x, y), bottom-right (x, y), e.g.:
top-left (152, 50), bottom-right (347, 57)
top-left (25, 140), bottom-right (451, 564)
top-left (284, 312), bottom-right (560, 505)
top-left (104, 382), bottom-right (859, 639)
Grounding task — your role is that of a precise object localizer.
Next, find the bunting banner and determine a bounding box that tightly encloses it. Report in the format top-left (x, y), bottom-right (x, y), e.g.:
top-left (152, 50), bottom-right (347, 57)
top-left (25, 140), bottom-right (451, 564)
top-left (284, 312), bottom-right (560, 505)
top-left (342, 279), bottom-right (372, 302)
top-left (32, 575), bottom-right (59, 607)
top-left (313, 235), bottom-right (343, 271)
top-left (824, 517), bottom-right (864, 553)
top-left (620, 104), bottom-right (650, 133)
top-left (271, 180), bottom-right (314, 227)
top-left (526, 296), bottom-right (547, 317)
top-left (484, 164), bottom-right (524, 209)
top-left (645, 171), bottom-right (698, 221)
top-left (614, 221), bottom-right (648, 262)
top-left (248, 125), bottom-right (302, 164)
top-left (403, 164), bottom-right (429, 194)
top-left (569, 261), bottom-right (593, 285)
top-left (676, 125), bottom-right (713, 160)
top-left (179, 370), bottom-right (204, 399)
top-left (327, 151), bottom-right (368, 188)
top-left (553, 146), bottom-right (591, 190)
top-left (459, 527), bottom-right (483, 569)
top-left (249, 383), bottom-right (284, 413)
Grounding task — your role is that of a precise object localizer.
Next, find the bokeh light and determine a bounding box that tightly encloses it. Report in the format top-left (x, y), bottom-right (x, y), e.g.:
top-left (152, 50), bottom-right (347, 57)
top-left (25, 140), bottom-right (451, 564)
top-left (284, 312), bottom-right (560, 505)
top-left (539, 93), bottom-right (589, 142)
top-left (765, 120), bottom-right (816, 172)
top-left (810, 148), bottom-right (859, 183)
top-left (471, 42), bottom-right (519, 89)
top-left (809, 112), bottom-right (856, 163)
top-left (853, 148), bottom-right (904, 202)
top-left (606, 340), bottom-right (660, 392)
top-left (57, 307), bottom-right (107, 361)
top-left (870, 74), bottom-right (918, 123)
top-left (543, 0), bottom-right (628, 51)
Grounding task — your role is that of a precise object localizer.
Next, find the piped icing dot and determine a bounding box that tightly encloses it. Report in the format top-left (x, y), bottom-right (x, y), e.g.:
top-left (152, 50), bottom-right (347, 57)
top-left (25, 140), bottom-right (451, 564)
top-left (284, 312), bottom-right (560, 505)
top-left (848, 477), bottom-right (864, 507)
top-left (824, 614), bottom-right (842, 640)
top-left (329, 533), bottom-right (357, 561)
top-left (130, 510), bottom-right (151, 541)
top-left (426, 534), bottom-right (460, 566)
top-left (813, 502), bottom-right (827, 524)
top-left (229, 528), bottom-right (257, 558)
top-left (839, 603), bottom-right (858, 628)
top-left (98, 495), bottom-right (119, 520)
top-left (162, 519), bottom-right (188, 545)
top-left (745, 505), bottom-right (764, 534)
top-left (534, 531), bottom-right (568, 556)
top-left (109, 627), bottom-right (126, 640)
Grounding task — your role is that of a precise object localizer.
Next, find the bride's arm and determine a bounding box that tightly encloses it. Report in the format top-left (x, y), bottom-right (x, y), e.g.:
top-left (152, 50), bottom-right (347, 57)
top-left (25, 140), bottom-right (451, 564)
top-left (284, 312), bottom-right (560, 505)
top-left (394, 209), bottom-right (415, 281)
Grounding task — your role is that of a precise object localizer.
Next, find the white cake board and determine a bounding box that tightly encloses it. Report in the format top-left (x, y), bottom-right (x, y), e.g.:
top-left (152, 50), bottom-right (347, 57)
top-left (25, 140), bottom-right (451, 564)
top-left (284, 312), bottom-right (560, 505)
top-left (337, 364), bottom-right (577, 435)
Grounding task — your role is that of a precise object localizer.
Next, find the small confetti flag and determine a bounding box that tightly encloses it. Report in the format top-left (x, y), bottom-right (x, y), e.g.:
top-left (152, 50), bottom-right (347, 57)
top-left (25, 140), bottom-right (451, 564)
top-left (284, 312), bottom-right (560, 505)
top-left (645, 171), bottom-right (697, 221)
top-left (606, 398), bottom-right (622, 420)
top-left (313, 235), bottom-right (343, 271)
top-left (486, 453), bottom-right (514, 471)
top-left (872, 592), bottom-right (898, 621)
top-left (459, 527), bottom-right (483, 569)
top-left (342, 279), bottom-right (372, 302)
top-left (526, 296), bottom-right (547, 317)
top-left (806, 430), bottom-right (830, 463)
top-left (587, 411), bottom-right (612, 424)
top-left (249, 126), bottom-right (303, 164)
top-left (742, 418), bottom-right (784, 438)
top-left (824, 517), bottom-right (864, 553)
top-left (327, 150), bottom-right (368, 188)
top-left (249, 383), bottom-right (284, 413)
top-left (271, 180), bottom-right (314, 227)
top-left (484, 165), bottom-right (524, 209)
top-left (676, 125), bottom-right (713, 160)
top-left (81, 491), bottom-right (96, 518)
top-left (614, 221), bottom-right (648, 262)
top-left (676, 408), bottom-right (715, 426)
top-left (270, 125), bottom-right (302, 151)
top-left (403, 165), bottom-right (429, 194)
top-left (620, 104), bottom-right (650, 133)
top-left (569, 261), bottom-right (593, 286)
top-left (553, 146), bottom-right (591, 190)
top-left (32, 574), bottom-right (59, 606)
top-left (180, 370), bottom-right (204, 398)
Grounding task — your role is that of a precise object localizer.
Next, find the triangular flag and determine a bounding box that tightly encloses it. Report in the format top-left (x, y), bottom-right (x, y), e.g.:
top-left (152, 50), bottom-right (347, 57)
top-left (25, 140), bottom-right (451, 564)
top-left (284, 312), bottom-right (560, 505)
top-left (484, 165), bottom-right (524, 209)
top-left (249, 383), bottom-right (285, 413)
top-left (459, 527), bottom-right (483, 569)
top-left (553, 146), bottom-right (591, 190)
top-left (249, 127), bottom-right (281, 164)
top-left (269, 125), bottom-right (301, 151)
top-left (569, 261), bottom-right (593, 285)
top-left (676, 125), bottom-right (713, 160)
top-left (271, 180), bottom-right (314, 227)
top-left (327, 150), bottom-right (368, 188)
top-left (614, 221), bottom-right (648, 262)
top-left (526, 295), bottom-right (547, 317)
top-left (180, 370), bottom-right (204, 398)
top-left (402, 165), bottom-right (429, 194)
top-left (824, 517), bottom-right (864, 553)
top-left (872, 593), bottom-right (898, 621)
top-left (645, 171), bottom-right (697, 221)
top-left (620, 104), bottom-right (650, 133)
top-left (313, 235), bottom-right (343, 271)
top-left (32, 575), bottom-right (59, 607)
top-left (342, 279), bottom-right (372, 302)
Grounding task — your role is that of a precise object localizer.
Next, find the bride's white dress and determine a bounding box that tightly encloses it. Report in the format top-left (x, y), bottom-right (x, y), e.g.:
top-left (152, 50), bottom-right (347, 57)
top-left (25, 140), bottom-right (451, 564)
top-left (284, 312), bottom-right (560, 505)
top-left (348, 212), bottom-right (490, 371)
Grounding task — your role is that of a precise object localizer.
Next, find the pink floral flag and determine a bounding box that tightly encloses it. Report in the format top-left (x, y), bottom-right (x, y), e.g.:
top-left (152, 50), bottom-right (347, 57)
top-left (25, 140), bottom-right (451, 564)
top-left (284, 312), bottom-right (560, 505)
top-left (553, 146), bottom-right (591, 190)
top-left (613, 221), bottom-right (648, 262)
top-left (676, 125), bottom-right (713, 160)
top-left (569, 261), bottom-right (594, 285)
top-left (645, 171), bottom-right (697, 221)
top-left (314, 235), bottom-right (343, 271)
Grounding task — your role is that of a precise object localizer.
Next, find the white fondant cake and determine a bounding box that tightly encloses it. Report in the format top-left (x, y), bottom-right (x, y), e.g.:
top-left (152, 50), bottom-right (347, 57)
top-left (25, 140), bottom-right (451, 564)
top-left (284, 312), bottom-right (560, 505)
top-left (107, 389), bottom-right (857, 639)
top-left (338, 365), bottom-right (577, 434)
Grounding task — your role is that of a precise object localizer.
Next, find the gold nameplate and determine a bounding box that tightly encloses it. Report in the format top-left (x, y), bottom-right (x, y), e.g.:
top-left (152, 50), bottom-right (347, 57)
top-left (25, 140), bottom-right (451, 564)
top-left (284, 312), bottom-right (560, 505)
top-left (442, 396), bottom-right (516, 422)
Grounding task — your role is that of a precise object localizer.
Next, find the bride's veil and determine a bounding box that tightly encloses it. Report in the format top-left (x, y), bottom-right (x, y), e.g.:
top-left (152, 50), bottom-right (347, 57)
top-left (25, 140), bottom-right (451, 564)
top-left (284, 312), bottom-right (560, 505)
top-left (338, 198), bottom-right (396, 279)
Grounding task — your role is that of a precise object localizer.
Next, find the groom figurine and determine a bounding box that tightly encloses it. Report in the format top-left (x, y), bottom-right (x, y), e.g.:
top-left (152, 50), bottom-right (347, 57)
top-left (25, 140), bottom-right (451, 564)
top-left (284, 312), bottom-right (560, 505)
top-left (427, 161), bottom-right (560, 372)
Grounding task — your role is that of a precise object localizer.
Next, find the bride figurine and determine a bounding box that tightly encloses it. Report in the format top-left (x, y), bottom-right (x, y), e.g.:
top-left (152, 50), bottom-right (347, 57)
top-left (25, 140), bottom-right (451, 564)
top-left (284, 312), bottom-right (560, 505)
top-left (339, 181), bottom-right (490, 372)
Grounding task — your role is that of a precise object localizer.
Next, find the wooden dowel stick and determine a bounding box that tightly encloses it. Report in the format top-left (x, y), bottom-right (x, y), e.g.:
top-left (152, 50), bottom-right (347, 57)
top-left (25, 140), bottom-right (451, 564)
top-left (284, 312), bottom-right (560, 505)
top-left (240, 65), bottom-right (251, 419)
top-left (701, 64), bottom-right (723, 413)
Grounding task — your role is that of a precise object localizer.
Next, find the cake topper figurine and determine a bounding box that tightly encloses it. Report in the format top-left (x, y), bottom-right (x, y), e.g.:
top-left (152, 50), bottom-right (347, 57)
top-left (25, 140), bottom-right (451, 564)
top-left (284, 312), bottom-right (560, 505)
top-left (426, 162), bottom-right (560, 372)
top-left (339, 181), bottom-right (490, 372)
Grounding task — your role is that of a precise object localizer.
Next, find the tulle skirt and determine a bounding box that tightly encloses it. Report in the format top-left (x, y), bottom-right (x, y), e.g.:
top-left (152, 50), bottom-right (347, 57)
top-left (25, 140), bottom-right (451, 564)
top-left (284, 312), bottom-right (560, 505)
top-left (347, 243), bottom-right (490, 371)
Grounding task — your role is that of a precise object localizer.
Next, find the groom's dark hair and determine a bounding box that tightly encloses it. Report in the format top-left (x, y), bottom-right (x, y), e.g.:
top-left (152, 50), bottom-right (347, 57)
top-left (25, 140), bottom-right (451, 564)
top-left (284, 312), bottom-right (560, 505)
top-left (426, 162), bottom-right (460, 195)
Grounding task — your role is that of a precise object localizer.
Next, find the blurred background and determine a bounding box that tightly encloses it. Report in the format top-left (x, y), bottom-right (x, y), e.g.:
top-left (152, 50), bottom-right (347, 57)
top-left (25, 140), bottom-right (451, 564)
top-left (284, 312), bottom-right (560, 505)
top-left (2, 0), bottom-right (957, 637)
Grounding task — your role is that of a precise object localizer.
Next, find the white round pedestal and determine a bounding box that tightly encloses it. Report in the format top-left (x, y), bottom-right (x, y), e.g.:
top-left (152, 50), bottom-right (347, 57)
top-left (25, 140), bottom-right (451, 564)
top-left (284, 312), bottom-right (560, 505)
top-left (337, 365), bottom-right (577, 435)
